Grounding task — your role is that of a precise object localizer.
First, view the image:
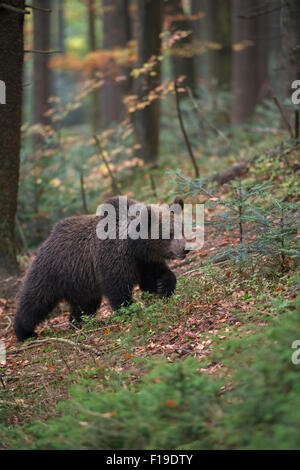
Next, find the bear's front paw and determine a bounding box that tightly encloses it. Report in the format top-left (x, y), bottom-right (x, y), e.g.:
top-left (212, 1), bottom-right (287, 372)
top-left (156, 271), bottom-right (176, 298)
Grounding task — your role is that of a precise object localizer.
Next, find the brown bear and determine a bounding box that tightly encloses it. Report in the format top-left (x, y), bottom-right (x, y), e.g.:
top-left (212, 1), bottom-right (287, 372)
top-left (14, 196), bottom-right (188, 341)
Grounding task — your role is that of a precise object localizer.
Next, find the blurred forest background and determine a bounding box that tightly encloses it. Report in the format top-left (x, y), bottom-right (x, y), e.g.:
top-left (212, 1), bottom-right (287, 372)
top-left (1, 0), bottom-right (299, 280)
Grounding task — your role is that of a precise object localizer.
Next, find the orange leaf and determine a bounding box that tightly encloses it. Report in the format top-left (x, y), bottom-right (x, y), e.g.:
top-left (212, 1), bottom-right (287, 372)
top-left (164, 400), bottom-right (178, 408)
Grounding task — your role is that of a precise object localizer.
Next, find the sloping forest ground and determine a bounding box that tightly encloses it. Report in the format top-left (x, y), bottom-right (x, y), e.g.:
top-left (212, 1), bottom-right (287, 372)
top-left (0, 129), bottom-right (299, 450)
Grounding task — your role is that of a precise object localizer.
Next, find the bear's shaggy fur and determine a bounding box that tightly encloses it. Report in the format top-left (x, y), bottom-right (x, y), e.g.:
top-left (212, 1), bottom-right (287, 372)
top-left (14, 196), bottom-right (188, 341)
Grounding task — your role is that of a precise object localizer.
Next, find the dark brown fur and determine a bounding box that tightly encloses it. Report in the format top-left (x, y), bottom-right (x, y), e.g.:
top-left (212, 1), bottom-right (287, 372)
top-left (14, 197), bottom-right (187, 341)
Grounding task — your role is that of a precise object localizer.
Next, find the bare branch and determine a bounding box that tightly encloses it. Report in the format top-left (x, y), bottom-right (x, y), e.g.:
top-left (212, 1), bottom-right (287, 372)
top-left (238, 3), bottom-right (281, 19)
top-left (0, 3), bottom-right (30, 14)
top-left (174, 80), bottom-right (200, 179)
top-left (269, 89), bottom-right (294, 138)
top-left (186, 86), bottom-right (231, 146)
top-left (25, 3), bottom-right (52, 13)
top-left (93, 135), bottom-right (119, 194)
top-left (24, 49), bottom-right (63, 54)
top-left (79, 171), bottom-right (89, 214)
top-left (237, 5), bottom-right (281, 20)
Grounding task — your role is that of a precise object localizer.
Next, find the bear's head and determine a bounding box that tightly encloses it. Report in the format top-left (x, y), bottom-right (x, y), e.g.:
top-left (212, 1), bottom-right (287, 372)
top-left (128, 196), bottom-right (189, 262)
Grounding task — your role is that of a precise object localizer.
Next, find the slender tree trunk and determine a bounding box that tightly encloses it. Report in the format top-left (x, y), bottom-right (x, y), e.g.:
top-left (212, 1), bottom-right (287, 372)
top-left (88, 0), bottom-right (101, 132)
top-left (134, 0), bottom-right (163, 164)
top-left (191, 0), bottom-right (210, 83)
top-left (281, 0), bottom-right (300, 120)
top-left (256, 13), bottom-right (270, 101)
top-left (164, 0), bottom-right (196, 91)
top-left (101, 0), bottom-right (131, 128)
top-left (210, 0), bottom-right (232, 87)
top-left (268, 0), bottom-right (281, 95)
top-left (0, 0), bottom-right (25, 280)
top-left (33, 0), bottom-right (52, 132)
top-left (231, 0), bottom-right (269, 124)
top-left (58, 0), bottom-right (64, 52)
top-left (32, 0), bottom-right (52, 241)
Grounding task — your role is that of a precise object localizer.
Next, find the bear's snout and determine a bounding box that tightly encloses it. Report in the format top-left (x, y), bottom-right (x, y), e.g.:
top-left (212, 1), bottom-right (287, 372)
top-left (167, 239), bottom-right (190, 260)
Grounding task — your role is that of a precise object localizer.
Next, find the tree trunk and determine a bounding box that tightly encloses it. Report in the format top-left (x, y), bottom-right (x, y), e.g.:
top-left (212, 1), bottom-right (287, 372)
top-left (88, 0), bottom-right (101, 132)
top-left (33, 0), bottom-right (52, 132)
top-left (58, 0), bottom-right (64, 52)
top-left (210, 0), bottom-right (232, 87)
top-left (231, 0), bottom-right (269, 124)
top-left (134, 0), bottom-right (163, 164)
top-left (281, 0), bottom-right (300, 120)
top-left (268, 0), bottom-right (281, 95)
top-left (191, 0), bottom-right (232, 89)
top-left (0, 0), bottom-right (25, 280)
top-left (164, 0), bottom-right (196, 91)
top-left (32, 0), bottom-right (52, 241)
top-left (101, 0), bottom-right (131, 128)
top-left (191, 0), bottom-right (210, 83)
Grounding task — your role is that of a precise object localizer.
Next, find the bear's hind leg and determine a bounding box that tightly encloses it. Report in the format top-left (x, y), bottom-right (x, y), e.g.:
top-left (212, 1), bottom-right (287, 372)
top-left (102, 280), bottom-right (133, 311)
top-left (68, 297), bottom-right (102, 326)
top-left (14, 295), bottom-right (59, 342)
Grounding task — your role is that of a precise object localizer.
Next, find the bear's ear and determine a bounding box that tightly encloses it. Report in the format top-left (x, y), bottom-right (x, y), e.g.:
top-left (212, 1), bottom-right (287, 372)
top-left (171, 196), bottom-right (184, 210)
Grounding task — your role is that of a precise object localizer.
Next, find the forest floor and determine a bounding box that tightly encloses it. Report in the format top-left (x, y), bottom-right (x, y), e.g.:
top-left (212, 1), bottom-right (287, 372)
top-left (1, 231), bottom-right (244, 422)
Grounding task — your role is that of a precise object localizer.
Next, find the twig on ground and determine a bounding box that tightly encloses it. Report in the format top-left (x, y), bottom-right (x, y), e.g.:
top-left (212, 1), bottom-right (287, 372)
top-left (170, 252), bottom-right (200, 270)
top-left (8, 337), bottom-right (101, 356)
top-left (210, 141), bottom-right (300, 185)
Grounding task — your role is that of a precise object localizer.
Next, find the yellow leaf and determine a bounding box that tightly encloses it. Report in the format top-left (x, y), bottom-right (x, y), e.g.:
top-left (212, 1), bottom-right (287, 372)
top-left (101, 412), bottom-right (117, 418)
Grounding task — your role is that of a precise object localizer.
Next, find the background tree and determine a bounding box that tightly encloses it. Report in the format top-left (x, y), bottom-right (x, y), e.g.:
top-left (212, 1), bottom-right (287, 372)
top-left (87, 0), bottom-right (100, 132)
top-left (191, 0), bottom-right (210, 82)
top-left (57, 0), bottom-right (64, 53)
top-left (281, 0), bottom-right (300, 122)
top-left (33, 0), bottom-right (52, 133)
top-left (191, 0), bottom-right (232, 89)
top-left (164, 0), bottom-right (196, 91)
top-left (101, 0), bottom-right (131, 128)
top-left (32, 0), bottom-right (52, 241)
top-left (268, 0), bottom-right (281, 95)
top-left (134, 0), bottom-right (163, 164)
top-left (0, 0), bottom-right (25, 283)
top-left (210, 0), bottom-right (232, 87)
top-left (231, 0), bottom-right (270, 124)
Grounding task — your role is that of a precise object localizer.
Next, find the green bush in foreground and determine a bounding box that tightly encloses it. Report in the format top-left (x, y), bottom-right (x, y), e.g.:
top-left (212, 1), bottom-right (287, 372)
top-left (1, 289), bottom-right (299, 450)
top-left (3, 358), bottom-right (221, 450)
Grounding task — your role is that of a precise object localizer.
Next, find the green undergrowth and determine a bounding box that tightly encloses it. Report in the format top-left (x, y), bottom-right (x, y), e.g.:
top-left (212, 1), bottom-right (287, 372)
top-left (1, 279), bottom-right (299, 449)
